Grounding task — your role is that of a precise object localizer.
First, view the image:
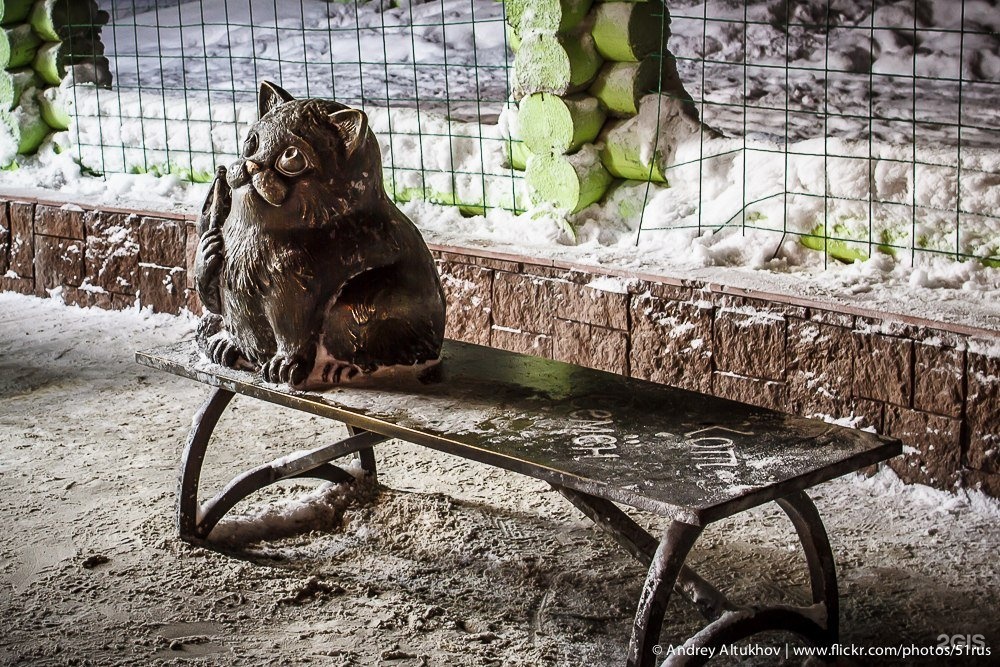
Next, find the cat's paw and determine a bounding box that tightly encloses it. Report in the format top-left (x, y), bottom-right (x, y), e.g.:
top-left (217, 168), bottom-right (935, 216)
top-left (198, 166), bottom-right (231, 234)
top-left (261, 354), bottom-right (311, 387)
top-left (319, 360), bottom-right (361, 385)
top-left (197, 228), bottom-right (224, 276)
top-left (206, 332), bottom-right (242, 368)
top-left (195, 229), bottom-right (225, 313)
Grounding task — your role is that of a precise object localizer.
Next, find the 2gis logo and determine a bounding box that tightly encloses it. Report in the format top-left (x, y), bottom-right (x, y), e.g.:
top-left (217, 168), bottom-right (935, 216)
top-left (937, 634), bottom-right (989, 656)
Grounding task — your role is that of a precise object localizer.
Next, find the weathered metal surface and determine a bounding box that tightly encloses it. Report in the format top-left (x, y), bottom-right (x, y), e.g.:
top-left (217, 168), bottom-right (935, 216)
top-left (176, 387), bottom-right (234, 538)
top-left (194, 429), bottom-right (388, 539)
top-left (193, 81), bottom-right (445, 387)
top-left (347, 424), bottom-right (378, 482)
top-left (627, 520), bottom-right (704, 667)
top-left (175, 385), bottom-right (389, 540)
top-left (776, 491), bottom-right (839, 641)
top-left (622, 492), bottom-right (838, 667)
top-left (142, 338), bottom-right (878, 664)
top-left (139, 338), bottom-right (900, 526)
top-left (667, 605), bottom-right (831, 666)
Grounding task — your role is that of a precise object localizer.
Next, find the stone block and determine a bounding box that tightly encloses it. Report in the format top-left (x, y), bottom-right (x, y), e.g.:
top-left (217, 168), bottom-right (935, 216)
top-left (715, 293), bottom-right (807, 319)
top-left (963, 469), bottom-right (1000, 497)
top-left (438, 250), bottom-right (520, 273)
top-left (8, 202), bottom-right (34, 277)
top-left (855, 316), bottom-right (916, 338)
top-left (62, 286), bottom-right (112, 309)
top-left (966, 351), bottom-right (1000, 474)
top-left (714, 308), bottom-right (786, 381)
top-left (884, 406), bottom-right (961, 489)
top-left (523, 264), bottom-right (580, 282)
top-left (913, 329), bottom-right (967, 349)
top-left (629, 294), bottom-right (712, 394)
top-left (491, 271), bottom-right (562, 334)
top-left (913, 343), bottom-right (964, 417)
top-left (637, 280), bottom-right (691, 302)
top-left (849, 398), bottom-right (885, 434)
top-left (85, 211), bottom-right (139, 295)
top-left (138, 216), bottom-right (186, 268)
top-left (490, 326), bottom-right (552, 359)
top-left (439, 261), bottom-right (493, 346)
top-left (807, 308), bottom-right (854, 328)
top-left (137, 264), bottom-right (187, 314)
top-left (852, 332), bottom-right (912, 407)
top-left (555, 279), bottom-right (629, 331)
top-left (0, 276), bottom-right (34, 295)
top-left (786, 319), bottom-right (853, 417)
top-left (711, 371), bottom-right (787, 411)
top-left (185, 222), bottom-right (199, 289)
top-left (186, 290), bottom-right (203, 316)
top-left (34, 204), bottom-right (85, 239)
top-left (33, 236), bottom-right (84, 295)
top-left (553, 319), bottom-right (628, 375)
top-left (111, 292), bottom-right (136, 310)
top-left (0, 202), bottom-right (9, 274)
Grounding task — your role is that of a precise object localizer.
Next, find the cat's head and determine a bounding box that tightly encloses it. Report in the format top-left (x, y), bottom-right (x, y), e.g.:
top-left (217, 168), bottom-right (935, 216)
top-left (227, 81), bottom-right (384, 225)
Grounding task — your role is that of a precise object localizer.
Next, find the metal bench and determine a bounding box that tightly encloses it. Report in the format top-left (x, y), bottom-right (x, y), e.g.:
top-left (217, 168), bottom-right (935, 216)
top-left (137, 339), bottom-right (900, 667)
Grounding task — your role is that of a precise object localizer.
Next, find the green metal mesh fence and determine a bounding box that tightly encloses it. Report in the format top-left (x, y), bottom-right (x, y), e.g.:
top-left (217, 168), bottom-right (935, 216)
top-left (52, 0), bottom-right (1000, 267)
top-left (661, 0), bottom-right (1000, 268)
top-left (67, 0), bottom-right (520, 214)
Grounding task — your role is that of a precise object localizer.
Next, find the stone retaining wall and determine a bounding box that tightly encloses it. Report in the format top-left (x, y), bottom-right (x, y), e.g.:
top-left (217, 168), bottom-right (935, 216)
top-left (2, 195), bottom-right (997, 496)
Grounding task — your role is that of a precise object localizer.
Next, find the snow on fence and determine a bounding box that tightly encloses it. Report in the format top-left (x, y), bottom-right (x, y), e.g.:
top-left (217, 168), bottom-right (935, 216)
top-left (4, 0), bottom-right (998, 268)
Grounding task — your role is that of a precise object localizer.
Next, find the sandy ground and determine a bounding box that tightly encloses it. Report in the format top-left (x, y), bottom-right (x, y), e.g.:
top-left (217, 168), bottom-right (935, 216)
top-left (1, 292), bottom-right (998, 666)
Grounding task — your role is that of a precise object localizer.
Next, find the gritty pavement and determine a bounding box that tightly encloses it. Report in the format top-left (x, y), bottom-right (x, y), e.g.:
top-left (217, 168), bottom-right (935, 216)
top-left (1, 292), bottom-right (997, 666)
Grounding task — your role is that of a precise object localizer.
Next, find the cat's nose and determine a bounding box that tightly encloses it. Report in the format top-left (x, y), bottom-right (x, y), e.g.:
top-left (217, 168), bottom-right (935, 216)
top-left (245, 160), bottom-right (262, 175)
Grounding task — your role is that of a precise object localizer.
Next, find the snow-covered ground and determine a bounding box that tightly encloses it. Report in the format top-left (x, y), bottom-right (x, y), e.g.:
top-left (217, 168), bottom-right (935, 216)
top-left (1, 291), bottom-right (998, 664)
top-left (0, 0), bottom-right (998, 331)
top-left (671, 0), bottom-right (1000, 147)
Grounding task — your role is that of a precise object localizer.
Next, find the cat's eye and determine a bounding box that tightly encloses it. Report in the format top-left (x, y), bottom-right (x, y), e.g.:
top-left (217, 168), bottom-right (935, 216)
top-left (243, 131), bottom-right (259, 157)
top-left (275, 146), bottom-right (308, 176)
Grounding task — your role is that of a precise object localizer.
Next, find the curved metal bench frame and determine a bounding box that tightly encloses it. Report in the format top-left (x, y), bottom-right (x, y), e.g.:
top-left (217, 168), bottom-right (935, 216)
top-left (178, 386), bottom-right (839, 667)
top-left (555, 487), bottom-right (837, 666)
top-left (177, 387), bottom-right (386, 541)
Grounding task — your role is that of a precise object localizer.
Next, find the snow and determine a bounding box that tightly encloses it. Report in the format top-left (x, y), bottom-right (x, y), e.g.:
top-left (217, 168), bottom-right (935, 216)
top-left (852, 465), bottom-right (1000, 521)
top-left (0, 284), bottom-right (197, 332)
top-left (0, 0), bottom-right (998, 332)
top-left (206, 473), bottom-right (368, 547)
top-left (585, 276), bottom-right (630, 294)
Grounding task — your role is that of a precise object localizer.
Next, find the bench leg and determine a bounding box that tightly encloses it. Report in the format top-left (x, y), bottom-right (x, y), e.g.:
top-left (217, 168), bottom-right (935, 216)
top-left (177, 387), bottom-right (234, 541)
top-left (177, 387), bottom-right (388, 542)
top-left (628, 520), bottom-right (704, 667)
top-left (552, 485), bottom-right (840, 666)
top-left (554, 486), bottom-right (738, 622)
top-left (654, 494), bottom-right (837, 666)
top-left (347, 425), bottom-right (378, 482)
top-left (776, 490), bottom-right (839, 642)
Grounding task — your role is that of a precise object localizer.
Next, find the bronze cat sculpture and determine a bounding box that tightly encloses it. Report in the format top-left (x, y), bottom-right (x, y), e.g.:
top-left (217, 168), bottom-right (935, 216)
top-left (194, 81), bottom-right (446, 387)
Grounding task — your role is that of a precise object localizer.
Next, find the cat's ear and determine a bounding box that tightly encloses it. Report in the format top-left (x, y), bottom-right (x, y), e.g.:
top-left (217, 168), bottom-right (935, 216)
top-left (329, 109), bottom-right (369, 158)
top-left (258, 81), bottom-right (294, 118)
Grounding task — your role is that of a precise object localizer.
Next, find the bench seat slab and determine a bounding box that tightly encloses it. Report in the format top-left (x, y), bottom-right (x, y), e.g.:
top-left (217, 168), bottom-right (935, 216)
top-left (138, 339), bottom-right (900, 527)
